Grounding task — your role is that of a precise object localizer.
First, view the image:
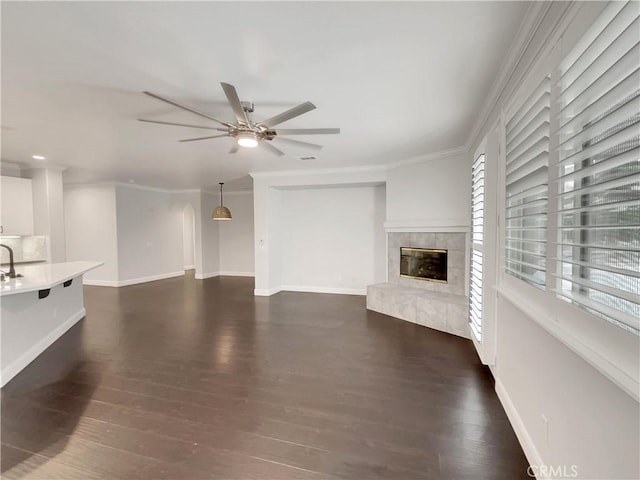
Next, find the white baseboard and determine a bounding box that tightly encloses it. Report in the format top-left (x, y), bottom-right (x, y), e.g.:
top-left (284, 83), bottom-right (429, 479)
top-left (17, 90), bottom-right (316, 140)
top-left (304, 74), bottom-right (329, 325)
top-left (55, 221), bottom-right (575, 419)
top-left (495, 378), bottom-right (543, 476)
top-left (83, 271), bottom-right (184, 287)
top-left (118, 271), bottom-right (185, 286)
top-left (219, 271), bottom-right (255, 277)
top-left (254, 287), bottom-right (282, 296)
top-left (254, 285), bottom-right (366, 296)
top-left (1, 308), bottom-right (86, 387)
top-left (195, 271), bottom-right (220, 280)
top-left (83, 279), bottom-right (119, 287)
top-left (281, 285), bottom-right (366, 296)
top-left (184, 265), bottom-right (195, 270)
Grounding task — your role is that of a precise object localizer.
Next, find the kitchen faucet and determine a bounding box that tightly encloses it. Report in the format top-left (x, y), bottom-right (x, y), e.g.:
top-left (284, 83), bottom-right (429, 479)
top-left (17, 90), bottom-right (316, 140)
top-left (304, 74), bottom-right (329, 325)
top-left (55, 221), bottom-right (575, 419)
top-left (0, 243), bottom-right (22, 279)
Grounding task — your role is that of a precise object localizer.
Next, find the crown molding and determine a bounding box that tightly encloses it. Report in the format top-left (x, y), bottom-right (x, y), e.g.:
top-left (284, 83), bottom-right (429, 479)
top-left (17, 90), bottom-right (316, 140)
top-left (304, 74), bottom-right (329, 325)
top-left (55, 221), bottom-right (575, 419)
top-left (465, 1), bottom-right (554, 151)
top-left (171, 188), bottom-right (202, 194)
top-left (64, 181), bottom-right (202, 194)
top-left (387, 146), bottom-right (468, 169)
top-left (465, 1), bottom-right (579, 151)
top-left (20, 164), bottom-right (68, 173)
top-left (249, 164), bottom-right (387, 179)
top-left (223, 190), bottom-right (253, 196)
top-left (64, 181), bottom-right (119, 190)
top-left (113, 181), bottom-right (175, 193)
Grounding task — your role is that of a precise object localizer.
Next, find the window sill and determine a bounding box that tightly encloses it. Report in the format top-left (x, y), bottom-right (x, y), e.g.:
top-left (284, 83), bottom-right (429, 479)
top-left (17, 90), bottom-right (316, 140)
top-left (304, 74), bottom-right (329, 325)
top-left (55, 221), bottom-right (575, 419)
top-left (494, 284), bottom-right (639, 402)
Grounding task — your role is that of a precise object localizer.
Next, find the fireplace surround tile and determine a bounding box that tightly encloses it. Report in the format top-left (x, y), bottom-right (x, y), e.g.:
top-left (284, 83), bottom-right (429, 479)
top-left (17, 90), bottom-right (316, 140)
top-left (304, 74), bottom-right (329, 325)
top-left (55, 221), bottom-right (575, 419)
top-left (367, 230), bottom-right (469, 339)
top-left (435, 232), bottom-right (466, 251)
top-left (388, 232), bottom-right (466, 295)
top-left (447, 250), bottom-right (466, 268)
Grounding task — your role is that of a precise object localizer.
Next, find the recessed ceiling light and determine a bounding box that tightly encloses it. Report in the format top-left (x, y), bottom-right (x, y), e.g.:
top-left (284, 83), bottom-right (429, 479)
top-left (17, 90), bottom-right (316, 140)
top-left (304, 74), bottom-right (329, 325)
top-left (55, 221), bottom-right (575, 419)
top-left (32, 155), bottom-right (46, 160)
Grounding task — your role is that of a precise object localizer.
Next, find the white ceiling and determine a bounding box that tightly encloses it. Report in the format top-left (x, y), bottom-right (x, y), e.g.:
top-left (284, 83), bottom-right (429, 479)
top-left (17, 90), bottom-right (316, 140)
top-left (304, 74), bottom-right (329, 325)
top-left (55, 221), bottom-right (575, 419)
top-left (1, 1), bottom-right (529, 190)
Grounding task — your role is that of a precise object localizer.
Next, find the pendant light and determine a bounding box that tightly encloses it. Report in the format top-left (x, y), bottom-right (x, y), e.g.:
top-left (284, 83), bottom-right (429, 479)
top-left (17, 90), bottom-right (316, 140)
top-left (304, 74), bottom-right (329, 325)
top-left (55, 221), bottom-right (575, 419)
top-left (212, 182), bottom-right (232, 220)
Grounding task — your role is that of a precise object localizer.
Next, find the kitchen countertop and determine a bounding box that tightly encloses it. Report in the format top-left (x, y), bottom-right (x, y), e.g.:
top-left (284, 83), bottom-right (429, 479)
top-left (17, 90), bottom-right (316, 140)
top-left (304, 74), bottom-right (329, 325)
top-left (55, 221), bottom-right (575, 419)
top-left (0, 261), bottom-right (103, 296)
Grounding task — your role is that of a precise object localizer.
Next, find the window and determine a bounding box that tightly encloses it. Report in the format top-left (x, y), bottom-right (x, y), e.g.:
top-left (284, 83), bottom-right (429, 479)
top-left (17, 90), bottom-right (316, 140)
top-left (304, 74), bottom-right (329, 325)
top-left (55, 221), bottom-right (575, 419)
top-left (504, 76), bottom-right (551, 290)
top-left (554, 0), bottom-right (639, 334)
top-left (470, 153), bottom-right (485, 341)
top-left (495, 0), bottom-right (639, 396)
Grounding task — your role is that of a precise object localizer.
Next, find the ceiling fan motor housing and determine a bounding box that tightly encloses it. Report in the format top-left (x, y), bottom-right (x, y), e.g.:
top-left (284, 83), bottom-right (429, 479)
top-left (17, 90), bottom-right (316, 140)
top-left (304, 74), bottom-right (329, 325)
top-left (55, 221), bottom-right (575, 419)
top-left (241, 101), bottom-right (254, 113)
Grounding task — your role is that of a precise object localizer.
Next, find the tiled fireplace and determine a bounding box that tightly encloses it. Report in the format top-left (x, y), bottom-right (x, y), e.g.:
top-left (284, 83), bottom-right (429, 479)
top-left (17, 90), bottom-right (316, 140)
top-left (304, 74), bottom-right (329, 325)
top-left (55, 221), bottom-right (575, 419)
top-left (367, 231), bottom-right (470, 338)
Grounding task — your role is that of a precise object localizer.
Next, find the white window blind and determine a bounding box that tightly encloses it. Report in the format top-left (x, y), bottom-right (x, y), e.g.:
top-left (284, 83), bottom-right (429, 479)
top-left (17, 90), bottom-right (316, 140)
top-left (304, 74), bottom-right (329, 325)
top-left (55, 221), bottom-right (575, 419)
top-left (470, 153), bottom-right (485, 341)
top-left (505, 76), bottom-right (551, 289)
top-left (554, 0), bottom-right (640, 334)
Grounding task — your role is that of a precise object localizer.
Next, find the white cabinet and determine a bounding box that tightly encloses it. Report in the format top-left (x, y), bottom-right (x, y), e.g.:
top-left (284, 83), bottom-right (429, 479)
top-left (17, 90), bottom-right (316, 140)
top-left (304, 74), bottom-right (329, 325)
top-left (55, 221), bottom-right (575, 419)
top-left (0, 176), bottom-right (34, 235)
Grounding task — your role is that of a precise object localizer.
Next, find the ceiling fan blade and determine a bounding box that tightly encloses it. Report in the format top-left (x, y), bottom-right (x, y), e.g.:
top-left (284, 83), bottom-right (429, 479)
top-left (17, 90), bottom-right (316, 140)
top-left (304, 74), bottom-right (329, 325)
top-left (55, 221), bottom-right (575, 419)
top-left (229, 143), bottom-right (239, 154)
top-left (274, 137), bottom-right (323, 150)
top-left (274, 128), bottom-right (340, 135)
top-left (260, 141), bottom-right (285, 157)
top-left (138, 119), bottom-right (227, 131)
top-left (143, 91), bottom-right (233, 128)
top-left (258, 102), bottom-right (316, 128)
top-left (179, 134), bottom-right (230, 143)
top-left (221, 82), bottom-right (250, 127)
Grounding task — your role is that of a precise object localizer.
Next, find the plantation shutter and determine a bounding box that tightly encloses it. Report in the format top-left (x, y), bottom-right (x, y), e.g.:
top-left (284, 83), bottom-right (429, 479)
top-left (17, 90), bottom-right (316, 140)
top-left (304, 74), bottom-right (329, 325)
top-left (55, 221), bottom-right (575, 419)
top-left (554, 0), bottom-right (640, 333)
top-left (470, 154), bottom-right (485, 341)
top-left (505, 76), bottom-right (551, 289)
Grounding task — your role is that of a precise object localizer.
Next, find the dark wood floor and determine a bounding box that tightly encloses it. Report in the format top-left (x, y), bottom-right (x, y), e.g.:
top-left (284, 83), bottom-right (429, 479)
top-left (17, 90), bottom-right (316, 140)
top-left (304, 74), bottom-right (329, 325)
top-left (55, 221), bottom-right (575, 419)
top-left (1, 273), bottom-right (530, 479)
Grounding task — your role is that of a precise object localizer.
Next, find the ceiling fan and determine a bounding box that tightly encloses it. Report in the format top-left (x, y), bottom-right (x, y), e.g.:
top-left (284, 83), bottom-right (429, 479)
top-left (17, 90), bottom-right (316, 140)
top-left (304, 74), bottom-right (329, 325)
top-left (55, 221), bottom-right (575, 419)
top-left (138, 82), bottom-right (340, 156)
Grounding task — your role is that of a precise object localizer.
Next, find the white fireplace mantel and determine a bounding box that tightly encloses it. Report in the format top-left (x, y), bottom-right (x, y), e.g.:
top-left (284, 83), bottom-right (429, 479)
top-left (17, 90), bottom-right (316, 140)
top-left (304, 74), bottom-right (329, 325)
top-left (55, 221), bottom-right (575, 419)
top-left (384, 219), bottom-right (469, 233)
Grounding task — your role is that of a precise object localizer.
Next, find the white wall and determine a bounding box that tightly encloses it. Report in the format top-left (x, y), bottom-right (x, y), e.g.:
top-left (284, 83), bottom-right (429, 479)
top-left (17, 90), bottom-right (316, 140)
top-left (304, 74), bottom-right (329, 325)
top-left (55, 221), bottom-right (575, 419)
top-left (65, 184), bottom-right (202, 285)
top-left (496, 299), bottom-right (639, 480)
top-left (115, 185), bottom-right (183, 284)
top-left (279, 185), bottom-right (386, 294)
top-left (64, 184), bottom-right (119, 283)
top-left (251, 167), bottom-right (387, 295)
top-left (64, 184), bottom-right (225, 285)
top-left (197, 191), bottom-right (220, 278)
top-left (372, 184), bottom-right (386, 283)
top-left (267, 188), bottom-right (283, 290)
top-left (218, 192), bottom-right (254, 276)
top-left (386, 152), bottom-right (471, 227)
top-left (182, 204), bottom-right (195, 269)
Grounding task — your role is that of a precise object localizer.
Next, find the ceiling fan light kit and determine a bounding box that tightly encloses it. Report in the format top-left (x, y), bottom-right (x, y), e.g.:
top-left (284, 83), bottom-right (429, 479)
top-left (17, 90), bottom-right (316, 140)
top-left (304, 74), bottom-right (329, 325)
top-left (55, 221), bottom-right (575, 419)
top-left (139, 82), bottom-right (340, 157)
top-left (213, 182), bottom-right (232, 221)
top-left (237, 131), bottom-right (258, 148)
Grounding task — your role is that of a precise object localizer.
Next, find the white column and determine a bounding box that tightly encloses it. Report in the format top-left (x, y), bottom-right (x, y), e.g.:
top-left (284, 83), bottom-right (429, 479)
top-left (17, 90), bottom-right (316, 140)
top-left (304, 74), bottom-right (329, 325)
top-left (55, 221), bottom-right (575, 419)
top-left (24, 168), bottom-right (66, 263)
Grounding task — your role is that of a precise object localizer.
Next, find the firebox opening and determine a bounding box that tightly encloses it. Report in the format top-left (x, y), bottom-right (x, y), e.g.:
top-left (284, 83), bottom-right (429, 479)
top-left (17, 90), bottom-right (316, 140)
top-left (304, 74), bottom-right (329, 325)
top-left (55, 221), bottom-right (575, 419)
top-left (400, 247), bottom-right (447, 283)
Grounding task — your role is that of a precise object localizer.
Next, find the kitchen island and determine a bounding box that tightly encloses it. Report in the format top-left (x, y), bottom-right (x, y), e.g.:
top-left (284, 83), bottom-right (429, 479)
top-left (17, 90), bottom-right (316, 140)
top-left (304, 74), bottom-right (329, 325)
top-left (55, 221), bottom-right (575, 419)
top-left (1, 261), bottom-right (102, 386)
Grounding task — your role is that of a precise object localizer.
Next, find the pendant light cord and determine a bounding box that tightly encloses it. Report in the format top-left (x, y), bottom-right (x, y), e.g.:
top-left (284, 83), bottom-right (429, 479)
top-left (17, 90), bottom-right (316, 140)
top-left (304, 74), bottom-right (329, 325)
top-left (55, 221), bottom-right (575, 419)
top-left (219, 182), bottom-right (224, 206)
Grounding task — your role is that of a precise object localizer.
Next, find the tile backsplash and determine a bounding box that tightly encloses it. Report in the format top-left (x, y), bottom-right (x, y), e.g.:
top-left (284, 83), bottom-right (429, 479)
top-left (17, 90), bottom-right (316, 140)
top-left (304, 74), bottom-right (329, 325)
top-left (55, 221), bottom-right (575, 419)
top-left (0, 236), bottom-right (47, 264)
